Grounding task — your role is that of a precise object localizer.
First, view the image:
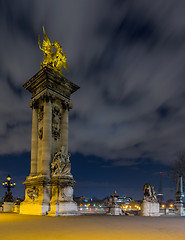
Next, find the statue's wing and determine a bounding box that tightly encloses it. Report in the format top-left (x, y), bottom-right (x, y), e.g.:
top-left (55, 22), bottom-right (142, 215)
top-left (38, 26), bottom-right (52, 54)
top-left (42, 26), bottom-right (53, 54)
top-left (42, 26), bottom-right (52, 47)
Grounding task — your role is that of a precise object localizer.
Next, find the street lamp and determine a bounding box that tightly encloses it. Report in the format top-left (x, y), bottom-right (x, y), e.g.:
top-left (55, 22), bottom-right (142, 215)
top-left (2, 175), bottom-right (16, 202)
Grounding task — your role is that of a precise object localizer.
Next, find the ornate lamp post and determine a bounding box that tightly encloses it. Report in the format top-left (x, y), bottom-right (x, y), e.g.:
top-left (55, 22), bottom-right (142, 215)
top-left (2, 175), bottom-right (16, 202)
top-left (108, 190), bottom-right (123, 215)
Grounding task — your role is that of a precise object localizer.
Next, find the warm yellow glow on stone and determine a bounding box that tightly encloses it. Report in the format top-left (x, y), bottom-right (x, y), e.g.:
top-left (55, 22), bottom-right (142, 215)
top-left (20, 185), bottom-right (49, 215)
top-left (38, 26), bottom-right (69, 76)
top-left (20, 202), bottom-right (45, 215)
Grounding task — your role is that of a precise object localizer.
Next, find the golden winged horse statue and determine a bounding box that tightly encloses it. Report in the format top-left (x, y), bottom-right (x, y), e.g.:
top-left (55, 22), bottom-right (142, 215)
top-left (38, 26), bottom-right (69, 75)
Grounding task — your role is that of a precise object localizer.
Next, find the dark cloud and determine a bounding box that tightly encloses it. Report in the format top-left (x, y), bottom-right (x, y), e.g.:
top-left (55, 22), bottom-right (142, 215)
top-left (1, 0), bottom-right (185, 168)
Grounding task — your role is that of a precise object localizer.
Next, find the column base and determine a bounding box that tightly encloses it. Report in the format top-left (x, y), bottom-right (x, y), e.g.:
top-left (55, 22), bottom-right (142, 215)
top-left (19, 175), bottom-right (50, 216)
top-left (48, 176), bottom-right (79, 216)
top-left (20, 200), bottom-right (49, 215)
top-left (48, 201), bottom-right (78, 216)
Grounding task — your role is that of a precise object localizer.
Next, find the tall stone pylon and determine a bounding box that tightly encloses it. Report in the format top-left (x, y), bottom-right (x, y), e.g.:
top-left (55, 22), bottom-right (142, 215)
top-left (20, 66), bottom-right (79, 215)
top-left (174, 176), bottom-right (184, 216)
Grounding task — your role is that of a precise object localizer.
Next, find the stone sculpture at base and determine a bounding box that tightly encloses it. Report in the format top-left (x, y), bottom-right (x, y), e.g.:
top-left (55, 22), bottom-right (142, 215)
top-left (174, 176), bottom-right (185, 216)
top-left (48, 146), bottom-right (77, 216)
top-left (140, 183), bottom-right (160, 216)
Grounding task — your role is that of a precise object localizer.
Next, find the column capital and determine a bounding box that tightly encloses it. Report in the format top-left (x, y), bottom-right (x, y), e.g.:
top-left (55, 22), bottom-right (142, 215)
top-left (41, 93), bottom-right (55, 103)
top-left (29, 99), bottom-right (39, 109)
top-left (62, 101), bottom-right (72, 111)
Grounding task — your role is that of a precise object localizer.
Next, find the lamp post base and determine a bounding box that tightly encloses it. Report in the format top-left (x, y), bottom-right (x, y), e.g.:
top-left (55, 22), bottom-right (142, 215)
top-left (3, 202), bottom-right (15, 212)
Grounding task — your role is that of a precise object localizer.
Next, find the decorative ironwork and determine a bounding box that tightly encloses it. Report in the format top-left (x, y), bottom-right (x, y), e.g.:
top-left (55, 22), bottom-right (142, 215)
top-left (2, 175), bottom-right (16, 202)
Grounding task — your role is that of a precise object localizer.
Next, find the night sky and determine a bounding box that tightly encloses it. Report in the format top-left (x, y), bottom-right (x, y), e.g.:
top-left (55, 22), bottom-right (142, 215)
top-left (0, 0), bottom-right (184, 200)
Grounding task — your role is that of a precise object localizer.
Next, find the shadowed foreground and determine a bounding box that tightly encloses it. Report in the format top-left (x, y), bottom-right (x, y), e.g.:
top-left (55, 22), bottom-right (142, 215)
top-left (0, 213), bottom-right (185, 240)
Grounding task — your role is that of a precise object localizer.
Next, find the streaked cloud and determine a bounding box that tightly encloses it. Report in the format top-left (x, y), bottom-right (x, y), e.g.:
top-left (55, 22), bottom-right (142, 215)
top-left (1, 0), bottom-right (185, 166)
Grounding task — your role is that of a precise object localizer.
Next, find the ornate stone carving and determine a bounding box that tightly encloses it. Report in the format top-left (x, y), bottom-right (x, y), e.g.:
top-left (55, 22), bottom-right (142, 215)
top-left (61, 186), bottom-right (73, 201)
top-left (29, 99), bottom-right (38, 109)
top-left (63, 186), bottom-right (73, 197)
top-left (62, 101), bottom-right (71, 111)
top-left (27, 187), bottom-right (39, 200)
top-left (38, 127), bottom-right (43, 140)
top-left (143, 183), bottom-right (158, 203)
top-left (52, 106), bottom-right (62, 140)
top-left (38, 106), bottom-right (44, 122)
top-left (51, 146), bottom-right (72, 177)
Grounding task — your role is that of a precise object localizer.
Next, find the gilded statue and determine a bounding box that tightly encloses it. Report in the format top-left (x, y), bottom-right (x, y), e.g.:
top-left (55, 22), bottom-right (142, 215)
top-left (38, 26), bottom-right (69, 75)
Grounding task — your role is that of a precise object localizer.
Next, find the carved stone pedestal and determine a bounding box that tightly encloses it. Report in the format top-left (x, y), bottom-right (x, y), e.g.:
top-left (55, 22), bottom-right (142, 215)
top-left (140, 183), bottom-right (160, 217)
top-left (20, 176), bottom-right (51, 215)
top-left (48, 176), bottom-right (77, 216)
top-left (141, 200), bottom-right (160, 216)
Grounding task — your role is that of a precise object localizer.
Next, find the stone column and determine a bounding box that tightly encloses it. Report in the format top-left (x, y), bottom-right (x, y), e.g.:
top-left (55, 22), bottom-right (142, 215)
top-left (21, 67), bottom-right (79, 216)
top-left (30, 104), bottom-right (38, 176)
top-left (61, 103), bottom-right (69, 154)
top-left (41, 97), bottom-right (52, 177)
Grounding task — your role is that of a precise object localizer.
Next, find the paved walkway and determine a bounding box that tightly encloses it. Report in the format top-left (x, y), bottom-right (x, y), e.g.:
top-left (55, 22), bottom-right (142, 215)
top-left (0, 213), bottom-right (184, 240)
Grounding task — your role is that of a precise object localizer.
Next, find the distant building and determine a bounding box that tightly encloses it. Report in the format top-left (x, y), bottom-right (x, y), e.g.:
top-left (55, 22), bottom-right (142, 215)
top-left (74, 196), bottom-right (108, 213)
